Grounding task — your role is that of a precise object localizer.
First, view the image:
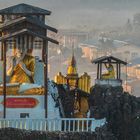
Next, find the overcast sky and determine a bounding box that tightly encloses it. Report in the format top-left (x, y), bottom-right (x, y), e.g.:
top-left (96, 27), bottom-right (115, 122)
top-left (0, 0), bottom-right (140, 29)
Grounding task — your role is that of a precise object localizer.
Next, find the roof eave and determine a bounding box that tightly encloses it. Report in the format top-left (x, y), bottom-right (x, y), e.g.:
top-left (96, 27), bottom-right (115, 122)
top-left (92, 56), bottom-right (127, 65)
top-left (0, 28), bottom-right (59, 45)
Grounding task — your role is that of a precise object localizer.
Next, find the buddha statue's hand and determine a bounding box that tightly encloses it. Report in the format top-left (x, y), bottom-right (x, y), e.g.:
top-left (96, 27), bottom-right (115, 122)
top-left (19, 62), bottom-right (26, 70)
top-left (11, 57), bottom-right (16, 67)
top-left (19, 62), bottom-right (32, 76)
top-left (7, 57), bottom-right (16, 76)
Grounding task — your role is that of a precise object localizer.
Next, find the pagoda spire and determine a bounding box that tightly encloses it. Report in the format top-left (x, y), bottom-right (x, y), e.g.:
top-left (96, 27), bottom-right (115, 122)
top-left (70, 42), bottom-right (76, 67)
top-left (67, 41), bottom-right (78, 76)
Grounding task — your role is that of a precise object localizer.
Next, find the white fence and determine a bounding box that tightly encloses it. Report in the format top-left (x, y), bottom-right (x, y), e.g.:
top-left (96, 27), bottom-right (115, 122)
top-left (0, 118), bottom-right (106, 132)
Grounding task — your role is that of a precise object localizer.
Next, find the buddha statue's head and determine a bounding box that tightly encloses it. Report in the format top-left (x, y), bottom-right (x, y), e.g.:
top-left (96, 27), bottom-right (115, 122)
top-left (14, 48), bottom-right (27, 58)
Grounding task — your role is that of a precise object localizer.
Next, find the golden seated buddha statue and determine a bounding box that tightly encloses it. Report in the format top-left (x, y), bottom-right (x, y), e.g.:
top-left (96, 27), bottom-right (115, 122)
top-left (7, 48), bottom-right (35, 84)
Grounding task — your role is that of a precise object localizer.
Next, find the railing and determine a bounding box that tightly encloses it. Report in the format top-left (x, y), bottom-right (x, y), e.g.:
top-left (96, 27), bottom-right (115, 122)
top-left (0, 118), bottom-right (106, 132)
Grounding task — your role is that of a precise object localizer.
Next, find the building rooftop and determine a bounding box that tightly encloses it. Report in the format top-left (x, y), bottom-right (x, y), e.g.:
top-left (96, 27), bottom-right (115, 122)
top-left (128, 57), bottom-right (140, 66)
top-left (113, 40), bottom-right (128, 48)
top-left (80, 38), bottom-right (128, 49)
top-left (0, 3), bottom-right (51, 15)
top-left (80, 40), bottom-right (98, 48)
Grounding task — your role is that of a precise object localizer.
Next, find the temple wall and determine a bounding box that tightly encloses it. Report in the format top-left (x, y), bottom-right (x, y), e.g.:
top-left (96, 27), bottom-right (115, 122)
top-left (0, 95), bottom-right (45, 119)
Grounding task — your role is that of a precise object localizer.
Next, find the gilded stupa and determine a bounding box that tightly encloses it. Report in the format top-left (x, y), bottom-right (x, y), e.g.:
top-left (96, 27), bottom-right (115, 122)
top-left (54, 52), bottom-right (91, 93)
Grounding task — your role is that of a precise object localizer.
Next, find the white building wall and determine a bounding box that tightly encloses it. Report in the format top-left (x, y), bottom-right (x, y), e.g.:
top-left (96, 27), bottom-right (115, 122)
top-left (0, 95), bottom-right (45, 119)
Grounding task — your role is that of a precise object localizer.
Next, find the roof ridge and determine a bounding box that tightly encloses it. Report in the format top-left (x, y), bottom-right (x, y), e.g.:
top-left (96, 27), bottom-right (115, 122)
top-left (0, 3), bottom-right (51, 15)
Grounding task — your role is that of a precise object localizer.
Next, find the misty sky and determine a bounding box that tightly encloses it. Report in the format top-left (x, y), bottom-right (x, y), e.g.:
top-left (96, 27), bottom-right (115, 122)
top-left (0, 0), bottom-right (140, 29)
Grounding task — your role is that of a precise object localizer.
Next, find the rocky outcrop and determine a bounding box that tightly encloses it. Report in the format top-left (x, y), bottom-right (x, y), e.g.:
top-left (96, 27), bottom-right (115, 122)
top-left (89, 84), bottom-right (140, 140)
top-left (0, 126), bottom-right (116, 140)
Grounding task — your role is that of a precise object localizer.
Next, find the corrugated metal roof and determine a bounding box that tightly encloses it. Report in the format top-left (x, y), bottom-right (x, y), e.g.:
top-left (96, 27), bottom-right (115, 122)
top-left (0, 3), bottom-right (51, 15)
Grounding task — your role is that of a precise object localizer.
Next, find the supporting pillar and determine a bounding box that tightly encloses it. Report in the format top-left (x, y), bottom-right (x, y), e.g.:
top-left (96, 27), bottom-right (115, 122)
top-left (1, 17), bottom-right (4, 61)
top-left (99, 63), bottom-right (102, 79)
top-left (1, 41), bottom-right (3, 60)
top-left (3, 41), bottom-right (6, 118)
top-left (119, 63), bottom-right (121, 79)
top-left (24, 35), bottom-right (27, 51)
top-left (97, 63), bottom-right (99, 79)
top-left (116, 63), bottom-right (118, 79)
top-left (43, 39), bottom-right (48, 118)
top-left (27, 35), bottom-right (29, 51)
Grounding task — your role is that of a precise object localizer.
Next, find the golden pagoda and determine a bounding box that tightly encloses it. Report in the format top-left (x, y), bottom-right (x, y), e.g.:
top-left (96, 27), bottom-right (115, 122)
top-left (55, 53), bottom-right (91, 118)
top-left (55, 54), bottom-right (91, 93)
